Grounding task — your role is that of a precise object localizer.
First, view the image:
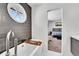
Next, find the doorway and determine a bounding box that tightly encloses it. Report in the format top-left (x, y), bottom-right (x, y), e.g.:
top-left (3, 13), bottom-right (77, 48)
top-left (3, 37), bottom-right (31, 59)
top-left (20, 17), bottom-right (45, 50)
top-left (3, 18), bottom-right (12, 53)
top-left (48, 8), bottom-right (63, 53)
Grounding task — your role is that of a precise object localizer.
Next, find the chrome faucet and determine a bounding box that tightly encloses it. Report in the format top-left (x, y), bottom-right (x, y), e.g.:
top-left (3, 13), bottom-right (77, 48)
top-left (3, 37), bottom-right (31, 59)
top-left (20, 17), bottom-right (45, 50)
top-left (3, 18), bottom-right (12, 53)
top-left (14, 38), bottom-right (18, 56)
top-left (6, 30), bottom-right (15, 56)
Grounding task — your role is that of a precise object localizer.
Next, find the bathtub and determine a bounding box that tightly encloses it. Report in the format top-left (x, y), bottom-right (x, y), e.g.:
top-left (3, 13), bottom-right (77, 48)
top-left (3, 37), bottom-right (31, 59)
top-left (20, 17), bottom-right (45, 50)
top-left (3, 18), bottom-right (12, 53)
top-left (0, 41), bottom-right (42, 56)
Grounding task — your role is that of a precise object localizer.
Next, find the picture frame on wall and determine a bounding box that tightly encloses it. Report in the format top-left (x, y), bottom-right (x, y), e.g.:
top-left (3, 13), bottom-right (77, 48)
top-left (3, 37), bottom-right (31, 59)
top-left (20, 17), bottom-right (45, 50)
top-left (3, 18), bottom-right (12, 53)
top-left (55, 21), bottom-right (62, 26)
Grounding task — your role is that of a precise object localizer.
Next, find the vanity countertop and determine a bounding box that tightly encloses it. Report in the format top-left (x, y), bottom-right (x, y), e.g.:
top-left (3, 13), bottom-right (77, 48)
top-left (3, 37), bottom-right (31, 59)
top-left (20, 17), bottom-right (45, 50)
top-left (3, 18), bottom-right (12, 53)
top-left (71, 35), bottom-right (79, 40)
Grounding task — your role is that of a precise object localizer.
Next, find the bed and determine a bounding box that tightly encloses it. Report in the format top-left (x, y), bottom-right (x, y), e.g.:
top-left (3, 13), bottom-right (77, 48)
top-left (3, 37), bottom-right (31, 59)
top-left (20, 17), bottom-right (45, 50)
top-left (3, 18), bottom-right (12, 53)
top-left (52, 28), bottom-right (62, 39)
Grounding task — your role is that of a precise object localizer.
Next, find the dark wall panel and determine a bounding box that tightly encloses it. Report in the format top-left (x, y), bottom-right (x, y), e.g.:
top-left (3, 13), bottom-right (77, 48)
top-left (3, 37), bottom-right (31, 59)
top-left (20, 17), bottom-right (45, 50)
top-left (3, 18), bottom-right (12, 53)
top-left (0, 3), bottom-right (31, 53)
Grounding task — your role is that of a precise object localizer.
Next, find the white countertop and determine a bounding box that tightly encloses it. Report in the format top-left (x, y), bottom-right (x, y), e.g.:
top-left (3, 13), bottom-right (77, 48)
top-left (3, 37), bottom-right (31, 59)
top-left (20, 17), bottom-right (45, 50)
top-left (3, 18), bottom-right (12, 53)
top-left (71, 35), bottom-right (79, 40)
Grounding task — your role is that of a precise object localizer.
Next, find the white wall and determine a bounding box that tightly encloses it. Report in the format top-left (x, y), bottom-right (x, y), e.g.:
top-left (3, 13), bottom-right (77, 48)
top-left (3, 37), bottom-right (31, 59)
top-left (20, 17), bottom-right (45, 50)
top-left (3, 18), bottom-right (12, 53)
top-left (31, 5), bottom-right (48, 55)
top-left (48, 21), bottom-right (54, 31)
top-left (31, 3), bottom-right (79, 56)
top-left (48, 8), bottom-right (62, 21)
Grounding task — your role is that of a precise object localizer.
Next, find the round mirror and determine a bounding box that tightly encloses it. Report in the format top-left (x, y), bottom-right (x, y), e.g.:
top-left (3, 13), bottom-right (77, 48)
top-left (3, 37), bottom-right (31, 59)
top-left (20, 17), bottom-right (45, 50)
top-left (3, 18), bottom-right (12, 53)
top-left (7, 3), bottom-right (27, 23)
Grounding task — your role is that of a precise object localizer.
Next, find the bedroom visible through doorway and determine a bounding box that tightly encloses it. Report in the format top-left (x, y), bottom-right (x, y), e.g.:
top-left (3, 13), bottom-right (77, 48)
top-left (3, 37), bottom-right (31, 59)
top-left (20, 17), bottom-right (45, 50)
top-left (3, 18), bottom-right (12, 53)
top-left (48, 8), bottom-right (63, 53)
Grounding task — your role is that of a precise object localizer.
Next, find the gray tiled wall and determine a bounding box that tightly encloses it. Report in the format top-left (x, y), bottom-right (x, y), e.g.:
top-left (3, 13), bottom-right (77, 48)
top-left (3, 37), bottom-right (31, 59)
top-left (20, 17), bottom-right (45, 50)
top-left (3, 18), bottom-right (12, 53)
top-left (0, 3), bottom-right (31, 53)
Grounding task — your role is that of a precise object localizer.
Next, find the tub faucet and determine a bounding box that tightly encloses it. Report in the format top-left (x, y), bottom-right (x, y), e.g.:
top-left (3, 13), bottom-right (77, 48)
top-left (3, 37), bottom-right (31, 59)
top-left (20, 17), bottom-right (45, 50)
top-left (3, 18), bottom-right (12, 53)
top-left (14, 38), bottom-right (18, 56)
top-left (6, 30), bottom-right (15, 56)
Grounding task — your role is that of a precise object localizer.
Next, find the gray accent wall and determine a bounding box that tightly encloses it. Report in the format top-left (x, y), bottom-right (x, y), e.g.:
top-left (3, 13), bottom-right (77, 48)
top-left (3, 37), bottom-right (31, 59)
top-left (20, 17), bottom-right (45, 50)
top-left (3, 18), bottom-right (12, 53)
top-left (0, 3), bottom-right (31, 53)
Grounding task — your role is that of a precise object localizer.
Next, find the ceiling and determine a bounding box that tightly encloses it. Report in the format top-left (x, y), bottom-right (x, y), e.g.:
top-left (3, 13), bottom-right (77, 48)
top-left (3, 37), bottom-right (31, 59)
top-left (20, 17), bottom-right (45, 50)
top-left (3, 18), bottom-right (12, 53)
top-left (28, 3), bottom-right (43, 7)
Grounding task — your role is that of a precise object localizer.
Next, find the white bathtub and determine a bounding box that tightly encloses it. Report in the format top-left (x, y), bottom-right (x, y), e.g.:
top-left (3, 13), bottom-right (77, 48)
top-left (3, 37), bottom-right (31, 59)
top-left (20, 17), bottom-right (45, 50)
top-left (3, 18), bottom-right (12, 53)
top-left (0, 42), bottom-right (42, 56)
